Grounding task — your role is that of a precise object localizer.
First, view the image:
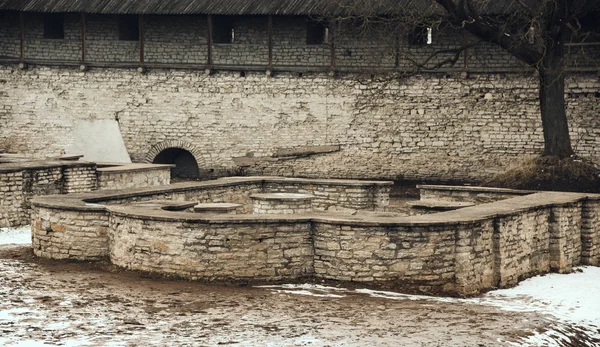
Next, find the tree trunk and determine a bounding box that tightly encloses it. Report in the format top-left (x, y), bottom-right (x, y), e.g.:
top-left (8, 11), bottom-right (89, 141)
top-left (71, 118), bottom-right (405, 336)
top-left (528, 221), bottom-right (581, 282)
top-left (539, 68), bottom-right (573, 157)
top-left (538, 33), bottom-right (574, 158)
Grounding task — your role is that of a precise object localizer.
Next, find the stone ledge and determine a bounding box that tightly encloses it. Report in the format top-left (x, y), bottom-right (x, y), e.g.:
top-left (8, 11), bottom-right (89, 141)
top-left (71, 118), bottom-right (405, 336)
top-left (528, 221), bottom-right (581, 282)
top-left (250, 193), bottom-right (316, 201)
top-left (132, 200), bottom-right (197, 211)
top-left (418, 184), bottom-right (536, 195)
top-left (194, 203), bottom-right (243, 212)
top-left (0, 160), bottom-right (96, 173)
top-left (406, 200), bottom-right (476, 210)
top-left (96, 163), bottom-right (175, 173)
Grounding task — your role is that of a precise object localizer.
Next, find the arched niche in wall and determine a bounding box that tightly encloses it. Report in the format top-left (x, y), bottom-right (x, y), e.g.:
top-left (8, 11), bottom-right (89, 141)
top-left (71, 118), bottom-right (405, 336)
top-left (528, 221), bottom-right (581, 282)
top-left (145, 141), bottom-right (202, 180)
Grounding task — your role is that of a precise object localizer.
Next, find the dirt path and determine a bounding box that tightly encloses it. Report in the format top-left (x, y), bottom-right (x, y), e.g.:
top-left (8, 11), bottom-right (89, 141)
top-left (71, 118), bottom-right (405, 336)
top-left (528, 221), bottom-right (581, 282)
top-left (0, 245), bottom-right (558, 347)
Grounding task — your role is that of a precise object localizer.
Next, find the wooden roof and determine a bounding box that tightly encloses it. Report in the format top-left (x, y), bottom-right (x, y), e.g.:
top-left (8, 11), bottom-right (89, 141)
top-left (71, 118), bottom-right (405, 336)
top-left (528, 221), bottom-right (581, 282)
top-left (0, 0), bottom-right (537, 16)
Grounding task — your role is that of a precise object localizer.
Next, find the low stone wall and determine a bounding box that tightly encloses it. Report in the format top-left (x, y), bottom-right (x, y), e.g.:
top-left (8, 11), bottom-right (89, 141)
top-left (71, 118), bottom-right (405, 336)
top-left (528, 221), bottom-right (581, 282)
top-left (64, 165), bottom-right (98, 193)
top-left (96, 164), bottom-right (173, 190)
top-left (109, 212), bottom-right (314, 281)
top-left (0, 161), bottom-right (97, 227)
top-left (262, 180), bottom-right (390, 211)
top-left (28, 179), bottom-right (600, 296)
top-left (582, 200), bottom-right (600, 266)
top-left (312, 222), bottom-right (457, 292)
top-left (0, 160), bottom-right (175, 227)
top-left (32, 205), bottom-right (109, 260)
top-left (418, 185), bottom-right (534, 203)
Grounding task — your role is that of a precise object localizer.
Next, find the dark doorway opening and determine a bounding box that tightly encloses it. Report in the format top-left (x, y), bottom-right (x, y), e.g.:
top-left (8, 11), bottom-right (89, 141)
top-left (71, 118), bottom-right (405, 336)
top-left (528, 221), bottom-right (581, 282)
top-left (153, 148), bottom-right (200, 179)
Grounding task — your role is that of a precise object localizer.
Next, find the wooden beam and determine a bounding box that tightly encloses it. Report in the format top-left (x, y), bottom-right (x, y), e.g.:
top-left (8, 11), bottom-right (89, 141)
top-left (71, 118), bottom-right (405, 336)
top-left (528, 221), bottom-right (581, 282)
top-left (267, 15), bottom-right (273, 69)
top-left (394, 34), bottom-right (400, 68)
top-left (19, 12), bottom-right (24, 62)
top-left (81, 13), bottom-right (86, 63)
top-left (329, 21), bottom-right (335, 70)
top-left (207, 15), bottom-right (213, 67)
top-left (463, 30), bottom-right (469, 70)
top-left (139, 15), bottom-right (144, 66)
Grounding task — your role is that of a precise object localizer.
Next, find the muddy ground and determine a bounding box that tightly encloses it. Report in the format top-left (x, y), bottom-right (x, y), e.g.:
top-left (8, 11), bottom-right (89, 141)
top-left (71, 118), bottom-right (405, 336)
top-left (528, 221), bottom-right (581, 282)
top-left (0, 244), bottom-right (566, 347)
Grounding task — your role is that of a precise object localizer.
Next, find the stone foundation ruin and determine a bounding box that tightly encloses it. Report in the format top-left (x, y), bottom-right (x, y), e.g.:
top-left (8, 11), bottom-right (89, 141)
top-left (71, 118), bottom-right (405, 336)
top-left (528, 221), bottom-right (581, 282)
top-left (0, 154), bottom-right (173, 227)
top-left (28, 175), bottom-right (600, 296)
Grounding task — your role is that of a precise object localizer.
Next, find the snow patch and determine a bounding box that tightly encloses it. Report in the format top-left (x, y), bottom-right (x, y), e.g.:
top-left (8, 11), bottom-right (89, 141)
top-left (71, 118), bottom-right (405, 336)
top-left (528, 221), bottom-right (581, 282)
top-left (0, 226), bottom-right (31, 245)
top-left (260, 267), bottom-right (600, 346)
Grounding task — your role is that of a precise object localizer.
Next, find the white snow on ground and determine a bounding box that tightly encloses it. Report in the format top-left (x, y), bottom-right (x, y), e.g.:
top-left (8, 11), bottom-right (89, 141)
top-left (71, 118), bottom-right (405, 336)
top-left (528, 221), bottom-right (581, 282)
top-left (0, 226), bottom-right (31, 245)
top-left (261, 267), bottom-right (600, 346)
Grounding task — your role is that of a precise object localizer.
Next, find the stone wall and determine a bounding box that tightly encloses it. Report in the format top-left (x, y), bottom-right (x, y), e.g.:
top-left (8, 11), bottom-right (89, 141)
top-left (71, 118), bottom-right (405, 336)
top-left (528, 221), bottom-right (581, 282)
top-left (0, 160), bottom-right (172, 227)
top-left (0, 162), bottom-right (97, 227)
top-left (109, 214), bottom-right (314, 280)
top-left (96, 166), bottom-right (171, 190)
top-left (0, 170), bottom-right (25, 227)
top-left (262, 182), bottom-right (390, 211)
top-left (582, 200), bottom-right (600, 266)
top-left (32, 205), bottom-right (109, 260)
top-left (3, 66), bottom-right (600, 182)
top-left (28, 179), bottom-right (600, 295)
top-left (418, 185), bottom-right (533, 203)
top-left (312, 222), bottom-right (457, 292)
top-left (64, 165), bottom-right (98, 193)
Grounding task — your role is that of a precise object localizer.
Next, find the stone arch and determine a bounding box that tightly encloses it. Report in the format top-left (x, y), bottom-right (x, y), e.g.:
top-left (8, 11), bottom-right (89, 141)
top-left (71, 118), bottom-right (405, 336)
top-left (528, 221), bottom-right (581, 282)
top-left (145, 140), bottom-right (203, 179)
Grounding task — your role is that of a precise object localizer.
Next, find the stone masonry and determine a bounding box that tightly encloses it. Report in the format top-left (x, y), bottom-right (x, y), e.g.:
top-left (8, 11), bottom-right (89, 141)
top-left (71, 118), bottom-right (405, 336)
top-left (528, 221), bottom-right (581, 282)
top-left (29, 178), bottom-right (600, 295)
top-left (1, 66), bottom-right (599, 183)
top-left (1, 12), bottom-right (599, 182)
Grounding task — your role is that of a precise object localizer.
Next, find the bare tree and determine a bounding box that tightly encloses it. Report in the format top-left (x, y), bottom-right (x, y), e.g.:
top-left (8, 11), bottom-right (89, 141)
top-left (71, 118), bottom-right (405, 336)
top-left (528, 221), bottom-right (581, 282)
top-left (338, 0), bottom-right (600, 158)
top-left (432, 0), bottom-right (600, 158)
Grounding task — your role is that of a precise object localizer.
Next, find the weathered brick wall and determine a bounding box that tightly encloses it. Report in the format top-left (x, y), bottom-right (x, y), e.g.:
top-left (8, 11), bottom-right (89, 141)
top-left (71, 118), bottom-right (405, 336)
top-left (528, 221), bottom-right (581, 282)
top-left (262, 182), bottom-right (390, 211)
top-left (3, 66), bottom-right (599, 182)
top-left (0, 12), bottom-right (546, 69)
top-left (32, 206), bottom-right (109, 260)
top-left (581, 199), bottom-right (600, 266)
top-left (312, 223), bottom-right (457, 292)
top-left (493, 209), bottom-right (552, 288)
top-left (418, 185), bottom-right (532, 203)
top-left (252, 195), bottom-right (314, 214)
top-left (64, 165), bottom-right (98, 193)
top-left (549, 203), bottom-right (583, 273)
top-left (86, 15), bottom-right (139, 63)
top-left (0, 170), bottom-right (25, 227)
top-left (108, 214), bottom-right (314, 280)
top-left (0, 162), bottom-right (97, 227)
top-left (96, 167), bottom-right (170, 190)
top-left (23, 13), bottom-right (82, 61)
top-left (0, 166), bottom-right (65, 227)
top-left (28, 179), bottom-right (600, 295)
top-left (453, 220), bottom-right (495, 295)
top-left (0, 12), bottom-right (19, 58)
top-left (144, 15), bottom-right (207, 64)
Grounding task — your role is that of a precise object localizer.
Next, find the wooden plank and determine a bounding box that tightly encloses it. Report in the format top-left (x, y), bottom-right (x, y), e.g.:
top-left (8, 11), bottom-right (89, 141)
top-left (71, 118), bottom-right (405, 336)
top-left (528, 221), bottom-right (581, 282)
top-left (207, 15), bottom-right (213, 66)
top-left (139, 14), bottom-right (144, 66)
top-left (329, 20), bottom-right (335, 69)
top-left (81, 13), bottom-right (86, 63)
top-left (267, 15), bottom-right (273, 68)
top-left (19, 12), bottom-right (24, 62)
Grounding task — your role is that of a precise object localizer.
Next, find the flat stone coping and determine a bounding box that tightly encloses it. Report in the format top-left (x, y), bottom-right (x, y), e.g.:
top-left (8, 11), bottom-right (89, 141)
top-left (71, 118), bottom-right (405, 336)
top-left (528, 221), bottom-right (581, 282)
top-left (78, 191), bottom-right (600, 227)
top-left (30, 176), bottom-right (392, 211)
top-left (194, 203), bottom-right (243, 212)
top-left (406, 200), bottom-right (476, 210)
top-left (96, 163), bottom-right (175, 173)
top-left (233, 176), bottom-right (394, 187)
top-left (417, 184), bottom-right (536, 195)
top-left (132, 200), bottom-right (197, 211)
top-left (0, 160), bottom-right (95, 173)
top-left (250, 193), bottom-right (316, 201)
top-left (54, 154), bottom-right (84, 161)
top-left (31, 177), bottom-right (600, 227)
